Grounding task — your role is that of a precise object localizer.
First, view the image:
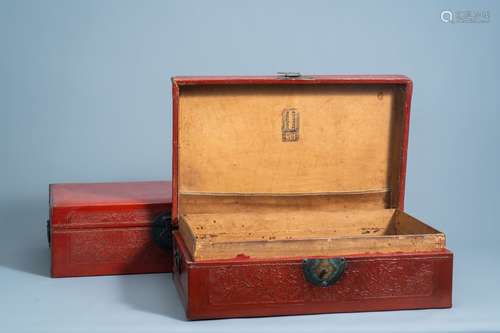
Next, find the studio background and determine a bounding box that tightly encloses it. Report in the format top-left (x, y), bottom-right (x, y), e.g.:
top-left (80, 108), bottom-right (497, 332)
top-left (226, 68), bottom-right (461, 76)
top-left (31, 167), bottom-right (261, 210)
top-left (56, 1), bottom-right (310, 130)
top-left (1, 1), bottom-right (499, 332)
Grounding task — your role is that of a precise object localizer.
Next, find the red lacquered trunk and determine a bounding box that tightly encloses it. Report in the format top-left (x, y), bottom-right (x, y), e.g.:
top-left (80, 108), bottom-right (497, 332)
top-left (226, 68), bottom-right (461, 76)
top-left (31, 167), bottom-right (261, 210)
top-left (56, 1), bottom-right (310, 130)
top-left (173, 232), bottom-right (452, 320)
top-left (171, 75), bottom-right (453, 319)
top-left (49, 181), bottom-right (172, 277)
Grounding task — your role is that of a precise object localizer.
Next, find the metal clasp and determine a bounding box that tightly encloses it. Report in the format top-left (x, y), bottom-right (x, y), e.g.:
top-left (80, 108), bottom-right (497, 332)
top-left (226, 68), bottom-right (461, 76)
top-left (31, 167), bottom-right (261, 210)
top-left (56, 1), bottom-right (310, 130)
top-left (152, 211), bottom-right (172, 251)
top-left (46, 219), bottom-right (51, 247)
top-left (303, 258), bottom-right (346, 287)
top-left (277, 72), bottom-right (302, 78)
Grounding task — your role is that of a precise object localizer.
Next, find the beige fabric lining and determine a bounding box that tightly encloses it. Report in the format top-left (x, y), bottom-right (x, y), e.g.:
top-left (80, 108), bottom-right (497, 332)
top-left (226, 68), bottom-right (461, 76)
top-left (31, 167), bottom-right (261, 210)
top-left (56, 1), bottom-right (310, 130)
top-left (179, 192), bottom-right (390, 214)
top-left (178, 85), bottom-right (405, 213)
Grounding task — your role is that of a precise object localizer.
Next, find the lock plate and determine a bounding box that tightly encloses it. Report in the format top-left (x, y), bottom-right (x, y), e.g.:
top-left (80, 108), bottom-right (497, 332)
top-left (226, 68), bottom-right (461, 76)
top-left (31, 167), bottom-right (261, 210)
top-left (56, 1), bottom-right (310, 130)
top-left (303, 258), bottom-right (346, 287)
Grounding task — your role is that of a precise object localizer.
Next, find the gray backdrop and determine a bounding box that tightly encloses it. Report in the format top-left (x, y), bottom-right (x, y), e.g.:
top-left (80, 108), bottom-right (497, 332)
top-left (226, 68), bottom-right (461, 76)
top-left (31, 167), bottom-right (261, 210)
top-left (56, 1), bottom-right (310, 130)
top-left (1, 0), bottom-right (499, 332)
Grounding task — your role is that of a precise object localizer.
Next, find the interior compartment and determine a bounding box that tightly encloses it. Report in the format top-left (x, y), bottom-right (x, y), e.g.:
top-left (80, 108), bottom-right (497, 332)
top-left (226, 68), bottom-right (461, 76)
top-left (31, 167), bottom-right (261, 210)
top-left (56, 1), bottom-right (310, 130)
top-left (176, 82), bottom-right (443, 262)
top-left (179, 209), bottom-right (445, 261)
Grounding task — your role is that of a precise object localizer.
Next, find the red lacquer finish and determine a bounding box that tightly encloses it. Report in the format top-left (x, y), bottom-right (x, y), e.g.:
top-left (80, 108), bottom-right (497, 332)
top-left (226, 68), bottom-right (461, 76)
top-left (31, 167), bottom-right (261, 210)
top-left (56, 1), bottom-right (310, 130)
top-left (50, 181), bottom-right (172, 277)
top-left (173, 232), bottom-right (452, 320)
top-left (170, 75), bottom-right (453, 319)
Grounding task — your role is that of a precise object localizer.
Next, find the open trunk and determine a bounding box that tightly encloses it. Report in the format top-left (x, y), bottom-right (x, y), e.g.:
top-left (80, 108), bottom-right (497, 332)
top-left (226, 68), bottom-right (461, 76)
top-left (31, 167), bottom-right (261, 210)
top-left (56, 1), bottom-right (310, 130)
top-left (170, 75), bottom-right (452, 319)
